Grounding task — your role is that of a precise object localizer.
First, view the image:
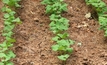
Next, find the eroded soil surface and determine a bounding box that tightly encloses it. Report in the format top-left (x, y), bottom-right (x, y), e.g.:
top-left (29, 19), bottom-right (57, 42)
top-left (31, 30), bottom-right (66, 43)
top-left (1, 0), bottom-right (107, 65)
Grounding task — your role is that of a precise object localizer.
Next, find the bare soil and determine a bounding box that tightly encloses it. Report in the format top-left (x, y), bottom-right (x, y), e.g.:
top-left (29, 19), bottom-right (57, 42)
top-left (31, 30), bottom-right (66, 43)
top-left (1, 0), bottom-right (107, 65)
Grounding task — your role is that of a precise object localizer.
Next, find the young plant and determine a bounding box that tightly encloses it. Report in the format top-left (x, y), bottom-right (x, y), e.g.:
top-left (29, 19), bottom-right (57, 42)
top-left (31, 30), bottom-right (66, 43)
top-left (2, 0), bottom-right (20, 7)
top-left (52, 33), bottom-right (74, 60)
top-left (0, 0), bottom-right (21, 65)
top-left (49, 14), bottom-right (69, 33)
top-left (85, 0), bottom-right (107, 36)
top-left (41, 0), bottom-right (74, 61)
top-left (41, 0), bottom-right (67, 14)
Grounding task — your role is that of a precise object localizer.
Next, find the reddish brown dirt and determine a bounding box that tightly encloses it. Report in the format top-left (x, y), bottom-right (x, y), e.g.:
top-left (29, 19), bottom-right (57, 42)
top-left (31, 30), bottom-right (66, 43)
top-left (1, 0), bottom-right (107, 65)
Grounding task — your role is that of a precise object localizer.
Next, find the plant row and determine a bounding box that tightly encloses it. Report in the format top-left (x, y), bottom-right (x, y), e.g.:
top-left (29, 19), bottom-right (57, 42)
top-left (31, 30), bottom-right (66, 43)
top-left (0, 0), bottom-right (21, 65)
top-left (41, 0), bottom-right (74, 61)
top-left (85, 0), bottom-right (107, 36)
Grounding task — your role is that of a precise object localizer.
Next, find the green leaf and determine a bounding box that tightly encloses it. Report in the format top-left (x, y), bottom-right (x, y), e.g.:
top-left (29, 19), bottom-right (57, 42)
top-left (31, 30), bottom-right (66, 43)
top-left (69, 40), bottom-right (74, 45)
top-left (2, 0), bottom-right (9, 4)
top-left (52, 36), bottom-right (59, 41)
top-left (15, 2), bottom-right (21, 7)
top-left (45, 2), bottom-right (67, 14)
top-left (0, 41), bottom-right (13, 51)
top-left (66, 48), bottom-right (73, 53)
top-left (52, 45), bottom-right (59, 51)
top-left (6, 37), bottom-right (16, 43)
top-left (104, 30), bottom-right (107, 36)
top-left (0, 53), bottom-right (6, 58)
top-left (0, 47), bottom-right (8, 52)
top-left (58, 54), bottom-right (69, 61)
top-left (0, 41), bottom-right (7, 47)
top-left (5, 50), bottom-right (16, 61)
top-left (7, 42), bottom-right (13, 47)
top-left (13, 17), bottom-right (21, 23)
top-left (57, 39), bottom-right (70, 47)
top-left (4, 25), bottom-right (15, 32)
top-left (6, 61), bottom-right (14, 65)
top-left (60, 0), bottom-right (63, 2)
top-left (9, 11), bottom-right (16, 16)
top-left (0, 62), bottom-right (4, 65)
top-left (58, 45), bottom-right (66, 51)
top-left (0, 41), bottom-right (8, 52)
top-left (99, 16), bottom-right (107, 28)
top-left (2, 31), bottom-right (13, 37)
top-left (3, 0), bottom-right (20, 7)
top-left (49, 21), bottom-right (55, 27)
top-left (1, 7), bottom-right (12, 12)
top-left (50, 14), bottom-right (61, 21)
top-left (4, 20), bottom-right (11, 25)
top-left (4, 13), bottom-right (10, 19)
top-left (57, 33), bottom-right (69, 39)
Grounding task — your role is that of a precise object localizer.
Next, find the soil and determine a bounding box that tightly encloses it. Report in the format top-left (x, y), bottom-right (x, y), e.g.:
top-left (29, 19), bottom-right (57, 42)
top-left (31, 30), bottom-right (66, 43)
top-left (1, 0), bottom-right (107, 65)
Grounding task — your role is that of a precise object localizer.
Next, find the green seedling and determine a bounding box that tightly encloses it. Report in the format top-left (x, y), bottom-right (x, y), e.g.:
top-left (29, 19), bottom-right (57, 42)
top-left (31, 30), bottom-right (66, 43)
top-left (85, 0), bottom-right (107, 36)
top-left (42, 0), bottom-right (67, 14)
top-left (58, 54), bottom-right (69, 61)
top-left (2, 0), bottom-right (21, 7)
top-left (49, 14), bottom-right (69, 33)
top-left (52, 39), bottom-right (74, 52)
top-left (41, 0), bottom-right (74, 61)
top-left (85, 0), bottom-right (107, 15)
top-left (41, 0), bottom-right (64, 5)
top-left (1, 0), bottom-right (21, 65)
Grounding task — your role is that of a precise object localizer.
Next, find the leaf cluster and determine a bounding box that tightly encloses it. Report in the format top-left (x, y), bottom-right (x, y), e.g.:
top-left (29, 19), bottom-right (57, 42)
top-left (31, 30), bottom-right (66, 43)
top-left (41, 0), bottom-right (74, 61)
top-left (51, 33), bottom-right (74, 61)
top-left (85, 0), bottom-right (107, 36)
top-left (0, 0), bottom-right (21, 65)
top-left (2, 0), bottom-right (20, 7)
top-left (85, 0), bottom-right (107, 14)
top-left (52, 33), bottom-right (74, 52)
top-left (49, 14), bottom-right (69, 33)
top-left (42, 0), bottom-right (67, 14)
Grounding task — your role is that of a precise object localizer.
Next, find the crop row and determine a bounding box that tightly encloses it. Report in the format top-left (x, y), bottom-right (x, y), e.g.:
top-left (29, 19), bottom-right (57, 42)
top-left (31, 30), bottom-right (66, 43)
top-left (85, 0), bottom-right (107, 36)
top-left (0, 0), bottom-right (21, 65)
top-left (41, 0), bottom-right (74, 61)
